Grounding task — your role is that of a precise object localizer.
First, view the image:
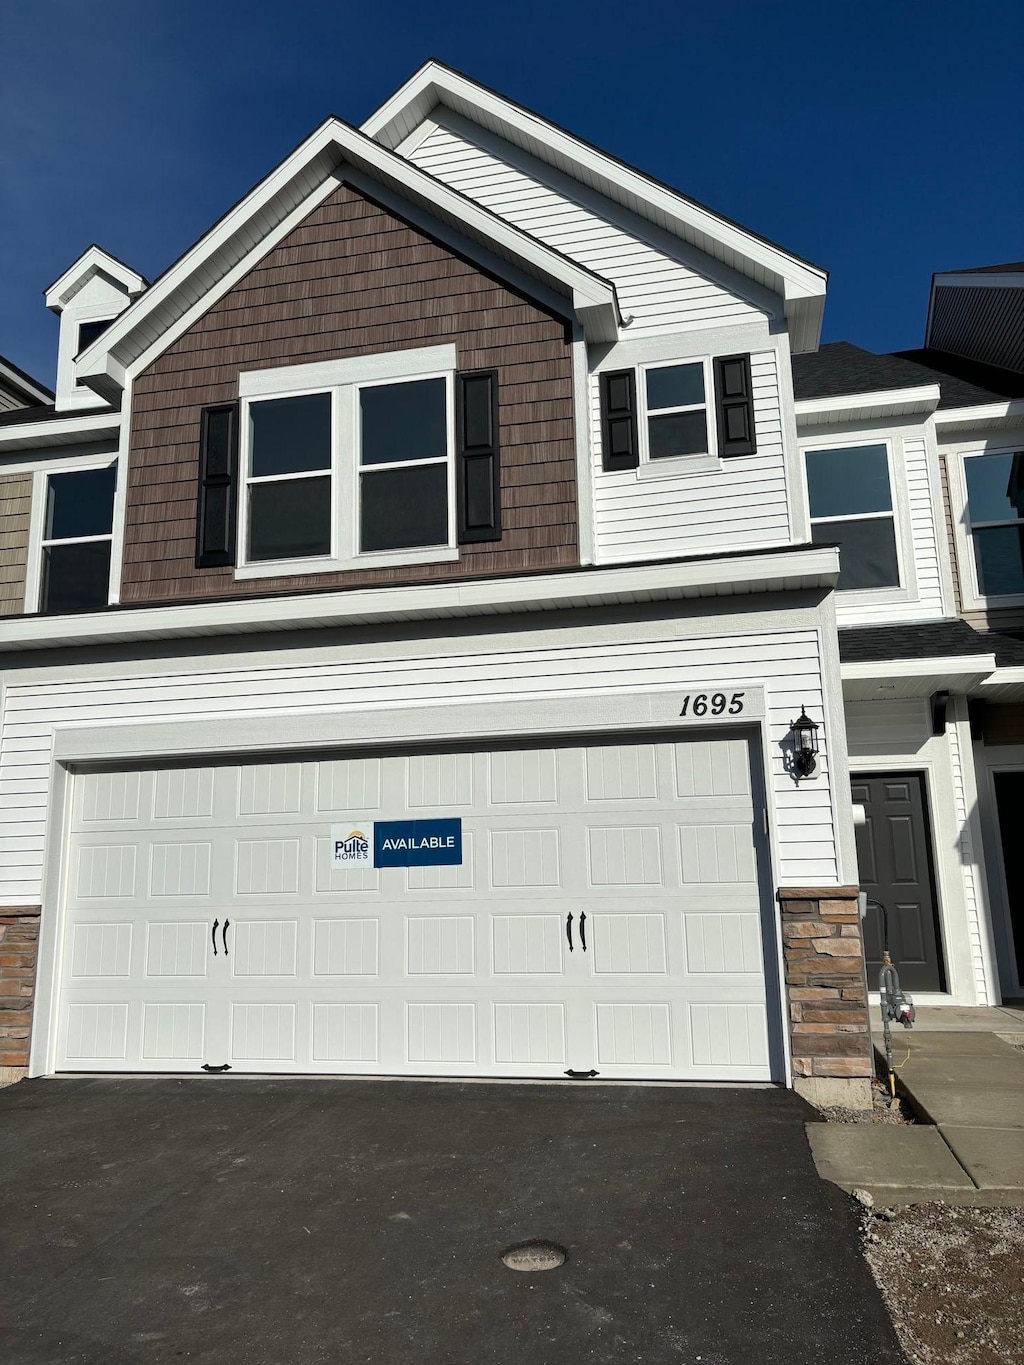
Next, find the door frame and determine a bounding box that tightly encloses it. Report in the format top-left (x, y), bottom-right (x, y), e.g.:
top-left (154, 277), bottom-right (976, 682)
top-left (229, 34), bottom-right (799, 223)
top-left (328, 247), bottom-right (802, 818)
top-left (978, 756), bottom-right (1024, 1000)
top-left (31, 686), bottom-right (791, 1082)
top-left (848, 758), bottom-right (955, 1001)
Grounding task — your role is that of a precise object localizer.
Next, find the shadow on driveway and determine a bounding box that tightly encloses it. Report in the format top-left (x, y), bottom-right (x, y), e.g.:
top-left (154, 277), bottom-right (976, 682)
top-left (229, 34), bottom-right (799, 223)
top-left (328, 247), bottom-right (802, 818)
top-left (0, 1078), bottom-right (902, 1364)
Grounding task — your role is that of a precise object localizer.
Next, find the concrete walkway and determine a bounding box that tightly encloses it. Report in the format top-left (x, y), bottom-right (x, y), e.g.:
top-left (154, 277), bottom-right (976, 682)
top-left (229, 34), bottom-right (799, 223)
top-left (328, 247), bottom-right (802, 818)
top-left (807, 1011), bottom-right (1024, 1206)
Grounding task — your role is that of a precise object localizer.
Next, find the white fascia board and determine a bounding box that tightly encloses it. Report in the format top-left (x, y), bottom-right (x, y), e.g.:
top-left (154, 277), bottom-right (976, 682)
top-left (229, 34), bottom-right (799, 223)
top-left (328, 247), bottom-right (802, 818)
top-left (44, 245), bottom-right (146, 314)
top-left (841, 654), bottom-right (995, 700)
top-left (0, 546), bottom-right (839, 654)
top-left (0, 411), bottom-right (120, 453)
top-left (361, 62), bottom-right (828, 348)
top-left (842, 654), bottom-right (995, 680)
top-left (75, 121), bottom-right (620, 400)
top-left (934, 399), bottom-right (1024, 433)
top-left (794, 385), bottom-right (941, 427)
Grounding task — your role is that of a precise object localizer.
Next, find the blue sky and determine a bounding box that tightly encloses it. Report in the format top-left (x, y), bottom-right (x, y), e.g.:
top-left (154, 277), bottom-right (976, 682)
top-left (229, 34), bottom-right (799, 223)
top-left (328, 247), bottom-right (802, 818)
top-left (2, 0), bottom-right (1021, 387)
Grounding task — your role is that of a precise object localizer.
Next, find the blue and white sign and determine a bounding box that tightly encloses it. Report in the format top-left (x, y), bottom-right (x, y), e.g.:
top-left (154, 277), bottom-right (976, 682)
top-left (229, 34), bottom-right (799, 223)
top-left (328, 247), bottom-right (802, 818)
top-left (374, 819), bottom-right (462, 868)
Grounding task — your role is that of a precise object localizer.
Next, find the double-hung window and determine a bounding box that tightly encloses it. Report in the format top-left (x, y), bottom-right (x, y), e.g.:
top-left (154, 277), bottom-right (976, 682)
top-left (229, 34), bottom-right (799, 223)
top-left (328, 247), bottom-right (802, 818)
top-left (359, 378), bottom-right (449, 552)
top-left (642, 361), bottom-right (711, 460)
top-left (38, 465), bottom-right (116, 611)
top-left (804, 443), bottom-right (900, 591)
top-left (963, 450), bottom-right (1024, 597)
top-left (247, 392), bottom-right (333, 562)
top-left (237, 354), bottom-right (458, 574)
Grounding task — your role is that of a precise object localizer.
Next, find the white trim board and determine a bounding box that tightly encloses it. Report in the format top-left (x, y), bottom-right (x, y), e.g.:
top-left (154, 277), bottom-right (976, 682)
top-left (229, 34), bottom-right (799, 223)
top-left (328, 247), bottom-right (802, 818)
top-left (0, 546), bottom-right (840, 654)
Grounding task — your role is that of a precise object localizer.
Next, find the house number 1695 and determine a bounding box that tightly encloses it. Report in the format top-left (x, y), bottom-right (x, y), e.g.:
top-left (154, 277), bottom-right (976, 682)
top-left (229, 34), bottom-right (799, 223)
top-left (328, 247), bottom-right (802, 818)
top-left (679, 691), bottom-right (745, 717)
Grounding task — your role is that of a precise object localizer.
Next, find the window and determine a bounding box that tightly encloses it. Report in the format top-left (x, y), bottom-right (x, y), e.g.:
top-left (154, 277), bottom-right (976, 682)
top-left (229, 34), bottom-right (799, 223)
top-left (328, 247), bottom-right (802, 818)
top-left (76, 320), bottom-right (112, 356)
top-left (247, 393), bottom-right (332, 562)
top-left (643, 361), bottom-right (709, 460)
top-left (39, 465), bottom-right (116, 612)
top-left (804, 443), bottom-right (900, 590)
top-left (240, 367), bottom-right (454, 570)
top-left (964, 451), bottom-right (1024, 597)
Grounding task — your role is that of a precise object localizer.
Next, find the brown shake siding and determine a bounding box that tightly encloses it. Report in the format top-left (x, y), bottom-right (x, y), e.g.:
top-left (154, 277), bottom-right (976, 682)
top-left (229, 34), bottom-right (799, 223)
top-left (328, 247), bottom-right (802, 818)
top-left (0, 474), bottom-right (33, 616)
top-left (123, 186), bottom-right (578, 603)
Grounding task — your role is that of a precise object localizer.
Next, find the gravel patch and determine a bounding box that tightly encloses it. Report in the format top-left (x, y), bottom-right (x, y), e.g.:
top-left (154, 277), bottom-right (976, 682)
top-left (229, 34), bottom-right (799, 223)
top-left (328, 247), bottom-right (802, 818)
top-left (862, 1204), bottom-right (1024, 1364)
top-left (818, 1077), bottom-right (916, 1126)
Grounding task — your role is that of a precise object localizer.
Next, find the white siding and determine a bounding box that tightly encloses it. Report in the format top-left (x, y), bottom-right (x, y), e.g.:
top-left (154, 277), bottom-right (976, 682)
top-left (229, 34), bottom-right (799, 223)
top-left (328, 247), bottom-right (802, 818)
top-left (0, 624), bottom-right (837, 900)
top-left (591, 349), bottom-right (790, 562)
top-left (407, 119), bottom-right (765, 336)
top-left (836, 434), bottom-right (947, 626)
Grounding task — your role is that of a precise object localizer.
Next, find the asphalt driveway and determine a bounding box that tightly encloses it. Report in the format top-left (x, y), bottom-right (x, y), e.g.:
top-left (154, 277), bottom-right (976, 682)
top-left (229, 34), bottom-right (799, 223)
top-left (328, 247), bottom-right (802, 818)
top-left (0, 1078), bottom-right (902, 1364)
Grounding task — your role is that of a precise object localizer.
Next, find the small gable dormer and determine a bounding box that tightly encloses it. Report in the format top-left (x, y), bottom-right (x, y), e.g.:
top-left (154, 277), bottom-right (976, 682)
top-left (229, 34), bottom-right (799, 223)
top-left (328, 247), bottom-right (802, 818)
top-left (45, 246), bottom-right (146, 411)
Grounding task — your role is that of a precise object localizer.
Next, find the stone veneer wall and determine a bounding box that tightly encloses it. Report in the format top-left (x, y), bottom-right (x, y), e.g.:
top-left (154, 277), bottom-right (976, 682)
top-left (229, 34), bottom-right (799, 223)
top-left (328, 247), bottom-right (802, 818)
top-left (0, 907), bottom-right (40, 1084)
top-left (777, 885), bottom-right (873, 1109)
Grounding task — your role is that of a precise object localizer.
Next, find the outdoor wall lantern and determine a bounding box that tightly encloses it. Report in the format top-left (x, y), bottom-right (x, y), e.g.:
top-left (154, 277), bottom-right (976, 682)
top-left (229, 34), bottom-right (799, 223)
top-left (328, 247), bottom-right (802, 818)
top-left (790, 707), bottom-right (820, 777)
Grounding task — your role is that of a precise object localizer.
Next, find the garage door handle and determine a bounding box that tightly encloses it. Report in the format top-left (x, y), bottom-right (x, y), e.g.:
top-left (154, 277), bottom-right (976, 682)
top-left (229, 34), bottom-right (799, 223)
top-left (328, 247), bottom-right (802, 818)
top-left (222, 918), bottom-right (230, 956)
top-left (211, 918), bottom-right (219, 956)
top-left (566, 912), bottom-right (574, 952)
top-left (579, 911), bottom-right (587, 952)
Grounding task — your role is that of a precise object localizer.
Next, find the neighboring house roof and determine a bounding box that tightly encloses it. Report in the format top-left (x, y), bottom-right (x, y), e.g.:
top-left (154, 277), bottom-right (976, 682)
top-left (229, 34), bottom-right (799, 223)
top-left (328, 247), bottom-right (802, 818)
top-left (0, 353), bottom-right (54, 406)
top-left (362, 60), bottom-right (828, 352)
top-left (840, 621), bottom-right (1024, 668)
top-left (937, 262), bottom-right (1024, 276)
top-left (893, 348), bottom-right (1024, 399)
top-left (0, 402), bottom-right (113, 428)
top-left (792, 341), bottom-right (1004, 409)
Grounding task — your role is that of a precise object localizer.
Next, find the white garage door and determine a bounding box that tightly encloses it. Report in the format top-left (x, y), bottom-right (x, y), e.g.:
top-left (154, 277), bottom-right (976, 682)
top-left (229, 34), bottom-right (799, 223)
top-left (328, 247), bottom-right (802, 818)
top-left (53, 732), bottom-right (779, 1080)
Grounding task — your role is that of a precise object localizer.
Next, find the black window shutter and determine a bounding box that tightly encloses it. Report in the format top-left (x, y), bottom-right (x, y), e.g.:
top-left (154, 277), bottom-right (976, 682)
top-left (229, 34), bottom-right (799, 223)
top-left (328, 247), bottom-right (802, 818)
top-left (713, 354), bottom-right (757, 458)
top-left (456, 369), bottom-right (501, 544)
top-left (195, 402), bottom-right (239, 567)
top-left (600, 369), bottom-right (639, 470)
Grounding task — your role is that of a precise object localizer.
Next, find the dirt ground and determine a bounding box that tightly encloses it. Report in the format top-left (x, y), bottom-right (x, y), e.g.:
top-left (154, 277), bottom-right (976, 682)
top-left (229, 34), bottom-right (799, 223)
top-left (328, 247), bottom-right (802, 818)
top-left (862, 1204), bottom-right (1024, 1364)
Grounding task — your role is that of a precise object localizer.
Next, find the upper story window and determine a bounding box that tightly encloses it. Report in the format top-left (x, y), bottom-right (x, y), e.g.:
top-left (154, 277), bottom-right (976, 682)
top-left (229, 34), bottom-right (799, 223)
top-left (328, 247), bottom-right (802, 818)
top-left (598, 351), bottom-right (756, 472)
top-left (39, 465), bottom-right (116, 612)
top-left (240, 374), bottom-right (454, 571)
top-left (643, 362), bottom-right (710, 459)
top-left (963, 451), bottom-right (1024, 596)
top-left (804, 443), bottom-right (900, 591)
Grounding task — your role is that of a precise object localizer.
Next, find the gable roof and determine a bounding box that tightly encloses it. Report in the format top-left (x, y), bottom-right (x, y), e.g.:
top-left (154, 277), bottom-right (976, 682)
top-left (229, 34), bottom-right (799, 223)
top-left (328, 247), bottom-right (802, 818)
top-left (75, 115), bottom-right (622, 403)
top-left (362, 60), bottom-right (828, 351)
top-left (44, 245), bottom-right (147, 313)
top-left (791, 341), bottom-right (1004, 410)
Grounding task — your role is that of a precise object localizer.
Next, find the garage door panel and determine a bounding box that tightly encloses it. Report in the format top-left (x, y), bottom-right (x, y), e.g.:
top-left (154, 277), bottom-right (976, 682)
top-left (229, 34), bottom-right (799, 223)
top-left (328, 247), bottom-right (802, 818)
top-left (56, 730), bottom-right (780, 1080)
top-left (683, 913), bottom-right (764, 974)
top-left (230, 919), bottom-right (299, 978)
top-left (491, 913), bottom-right (564, 975)
top-left (145, 921), bottom-right (210, 978)
top-left (405, 915), bottom-right (475, 975)
top-left (142, 1002), bottom-right (207, 1062)
top-left (312, 917), bottom-right (380, 976)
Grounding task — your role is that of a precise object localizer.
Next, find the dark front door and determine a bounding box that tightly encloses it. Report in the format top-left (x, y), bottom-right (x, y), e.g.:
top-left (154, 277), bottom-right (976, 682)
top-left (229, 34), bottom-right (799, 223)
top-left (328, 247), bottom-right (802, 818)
top-left (993, 772), bottom-right (1024, 994)
top-left (852, 772), bottom-right (946, 992)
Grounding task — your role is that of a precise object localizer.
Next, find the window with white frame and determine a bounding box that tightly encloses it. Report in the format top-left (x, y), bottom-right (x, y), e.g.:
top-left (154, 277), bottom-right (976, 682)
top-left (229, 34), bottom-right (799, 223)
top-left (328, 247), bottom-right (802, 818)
top-left (963, 450), bottom-right (1024, 597)
top-left (38, 464), bottom-right (116, 611)
top-left (642, 360), bottom-right (711, 460)
top-left (240, 368), bottom-right (454, 568)
top-left (804, 443), bottom-right (900, 590)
